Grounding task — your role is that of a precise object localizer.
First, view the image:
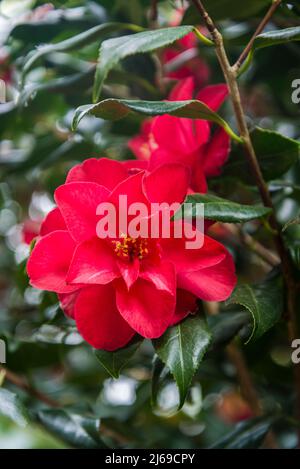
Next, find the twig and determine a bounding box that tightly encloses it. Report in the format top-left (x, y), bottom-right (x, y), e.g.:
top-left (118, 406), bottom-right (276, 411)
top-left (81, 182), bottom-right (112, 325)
top-left (233, 0), bottom-right (282, 72)
top-left (149, 0), bottom-right (158, 24)
top-left (1, 366), bottom-right (60, 407)
top-left (205, 301), bottom-right (278, 448)
top-left (224, 224), bottom-right (280, 267)
top-left (1, 365), bottom-right (130, 445)
top-left (190, 0), bottom-right (300, 446)
top-left (226, 343), bottom-right (278, 448)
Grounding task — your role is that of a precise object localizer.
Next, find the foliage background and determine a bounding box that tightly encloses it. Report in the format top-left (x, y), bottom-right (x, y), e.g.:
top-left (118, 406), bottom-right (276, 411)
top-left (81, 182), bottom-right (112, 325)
top-left (0, 0), bottom-right (300, 449)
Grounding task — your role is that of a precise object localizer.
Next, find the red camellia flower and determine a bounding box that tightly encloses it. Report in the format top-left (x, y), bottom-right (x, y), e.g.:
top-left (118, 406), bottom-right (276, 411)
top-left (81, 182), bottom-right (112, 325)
top-left (27, 158), bottom-right (236, 351)
top-left (162, 32), bottom-right (210, 88)
top-left (128, 77), bottom-right (231, 193)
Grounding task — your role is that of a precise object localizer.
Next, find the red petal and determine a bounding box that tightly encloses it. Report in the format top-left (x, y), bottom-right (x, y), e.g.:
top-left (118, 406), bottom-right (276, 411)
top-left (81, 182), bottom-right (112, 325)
top-left (67, 237), bottom-right (120, 285)
top-left (152, 114), bottom-right (204, 154)
top-left (27, 231), bottom-right (77, 293)
top-left (140, 260), bottom-right (176, 296)
top-left (74, 285), bottom-right (135, 351)
top-left (66, 157), bottom-right (128, 190)
top-left (58, 291), bottom-right (80, 318)
top-left (170, 288), bottom-right (198, 326)
top-left (40, 207), bottom-right (66, 236)
top-left (116, 277), bottom-right (176, 338)
top-left (190, 163), bottom-right (208, 193)
top-left (160, 226), bottom-right (227, 273)
top-left (55, 182), bottom-right (110, 243)
top-left (122, 159), bottom-right (149, 175)
top-left (178, 251), bottom-right (237, 301)
top-left (202, 128), bottom-right (231, 177)
top-left (168, 76), bottom-right (194, 100)
top-left (109, 171), bottom-right (149, 212)
top-left (196, 84), bottom-right (228, 111)
top-left (117, 258), bottom-right (140, 290)
top-left (143, 163), bottom-right (190, 205)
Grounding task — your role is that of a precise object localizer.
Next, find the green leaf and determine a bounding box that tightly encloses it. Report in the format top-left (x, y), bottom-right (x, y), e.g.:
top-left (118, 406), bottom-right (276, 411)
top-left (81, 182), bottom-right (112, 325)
top-left (183, 0), bottom-right (270, 22)
top-left (174, 193), bottom-right (272, 223)
top-left (151, 355), bottom-right (168, 407)
top-left (153, 315), bottom-right (211, 409)
top-left (95, 336), bottom-right (142, 379)
top-left (37, 409), bottom-right (107, 449)
top-left (223, 127), bottom-right (300, 183)
top-left (227, 272), bottom-right (283, 343)
top-left (289, 245), bottom-right (300, 270)
top-left (93, 25), bottom-right (196, 101)
top-left (72, 99), bottom-right (242, 142)
top-left (211, 417), bottom-right (276, 449)
top-left (241, 27), bottom-right (300, 74)
top-left (209, 311), bottom-right (251, 347)
top-left (21, 22), bottom-right (142, 82)
top-left (0, 388), bottom-right (28, 427)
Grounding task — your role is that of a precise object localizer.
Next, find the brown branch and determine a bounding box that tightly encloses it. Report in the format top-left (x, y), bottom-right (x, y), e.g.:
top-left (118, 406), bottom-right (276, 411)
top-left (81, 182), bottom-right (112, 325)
top-left (149, 0), bottom-right (158, 23)
top-left (1, 366), bottom-right (60, 408)
top-left (226, 343), bottom-right (277, 448)
top-left (225, 224), bottom-right (280, 267)
top-left (233, 0), bottom-right (282, 71)
top-left (205, 301), bottom-right (277, 448)
top-left (1, 365), bottom-right (130, 445)
top-left (190, 0), bottom-right (300, 446)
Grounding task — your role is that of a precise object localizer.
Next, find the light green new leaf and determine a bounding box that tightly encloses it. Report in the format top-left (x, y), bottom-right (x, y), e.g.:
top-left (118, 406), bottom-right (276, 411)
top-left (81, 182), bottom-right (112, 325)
top-left (174, 193), bottom-right (272, 223)
top-left (0, 388), bottom-right (28, 427)
top-left (153, 315), bottom-right (211, 409)
top-left (72, 99), bottom-right (242, 142)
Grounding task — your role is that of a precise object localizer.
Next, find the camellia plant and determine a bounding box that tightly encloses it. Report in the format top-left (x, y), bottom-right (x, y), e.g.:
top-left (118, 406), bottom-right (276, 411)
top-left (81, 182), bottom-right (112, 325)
top-left (0, 0), bottom-right (300, 451)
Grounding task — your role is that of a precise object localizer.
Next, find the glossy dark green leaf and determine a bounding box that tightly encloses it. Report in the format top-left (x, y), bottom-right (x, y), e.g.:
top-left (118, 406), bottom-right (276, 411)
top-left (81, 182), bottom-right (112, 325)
top-left (153, 315), bottom-right (211, 409)
top-left (19, 66), bottom-right (95, 107)
top-left (95, 336), bottom-right (142, 379)
top-left (289, 245), bottom-right (300, 270)
top-left (211, 417), bottom-right (276, 449)
top-left (151, 355), bottom-right (168, 407)
top-left (93, 26), bottom-right (196, 101)
top-left (174, 193), bottom-right (272, 223)
top-left (72, 99), bottom-right (241, 142)
top-left (209, 311), bottom-right (251, 347)
top-left (22, 22), bottom-right (142, 81)
top-left (37, 409), bottom-right (107, 449)
top-left (227, 273), bottom-right (283, 343)
top-left (0, 388), bottom-right (28, 428)
top-left (223, 127), bottom-right (300, 183)
top-left (241, 26), bottom-right (300, 74)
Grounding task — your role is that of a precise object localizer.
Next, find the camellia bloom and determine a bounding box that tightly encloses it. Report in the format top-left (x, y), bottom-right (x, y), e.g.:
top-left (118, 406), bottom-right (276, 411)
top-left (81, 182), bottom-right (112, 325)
top-left (161, 6), bottom-right (210, 87)
top-left (27, 158), bottom-right (236, 351)
top-left (128, 77), bottom-right (231, 193)
top-left (162, 32), bottom-right (210, 87)
top-left (162, 32), bottom-right (210, 88)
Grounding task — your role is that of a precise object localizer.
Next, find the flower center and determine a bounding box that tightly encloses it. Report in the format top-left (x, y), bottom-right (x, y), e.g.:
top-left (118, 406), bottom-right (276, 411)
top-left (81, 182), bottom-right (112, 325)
top-left (112, 235), bottom-right (149, 262)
